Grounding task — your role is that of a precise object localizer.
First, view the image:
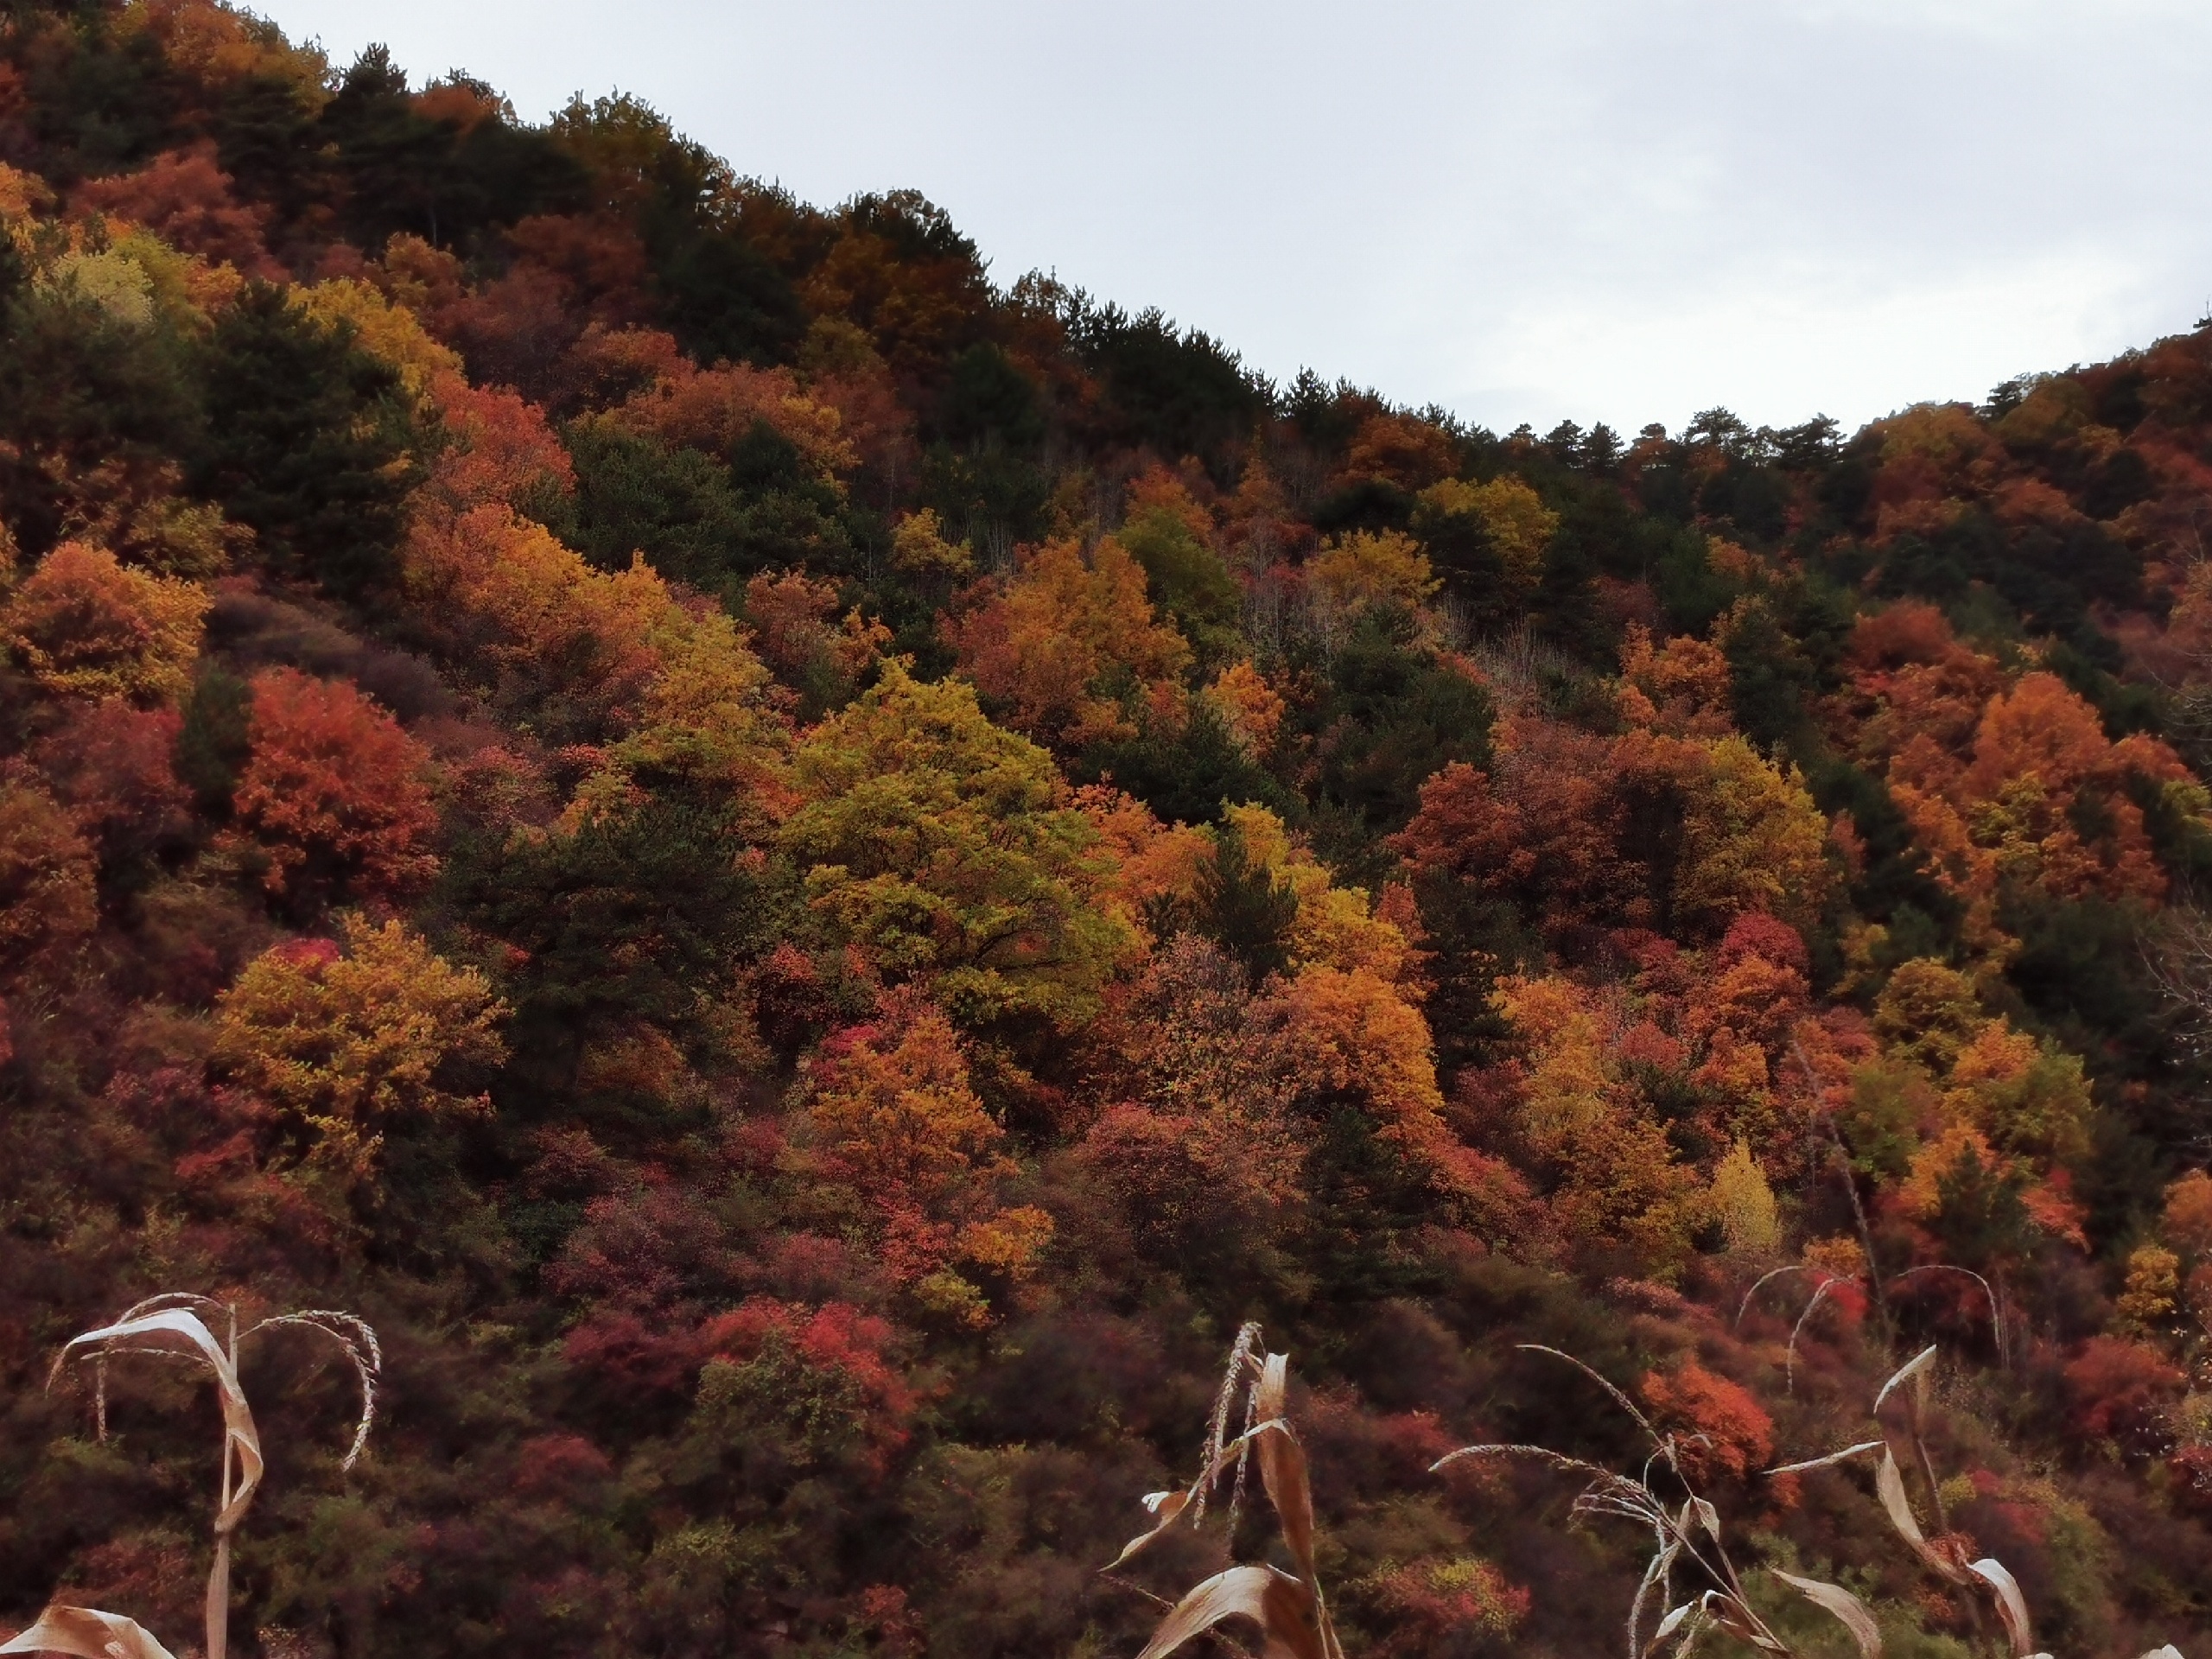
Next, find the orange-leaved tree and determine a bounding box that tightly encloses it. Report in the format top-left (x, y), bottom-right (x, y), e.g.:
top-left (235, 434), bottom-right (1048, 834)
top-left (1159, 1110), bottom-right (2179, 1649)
top-left (801, 990), bottom-right (1052, 1325)
top-left (220, 668), bottom-right (439, 906)
top-left (947, 534), bottom-right (1191, 751)
top-left (73, 143), bottom-right (283, 279)
top-left (28, 698), bottom-right (193, 887)
top-left (3, 540), bottom-right (208, 703)
top-left (0, 778), bottom-right (98, 990)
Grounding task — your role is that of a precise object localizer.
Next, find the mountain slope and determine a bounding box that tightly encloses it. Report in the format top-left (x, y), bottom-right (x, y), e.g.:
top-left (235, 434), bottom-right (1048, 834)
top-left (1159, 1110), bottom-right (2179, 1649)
top-left (3, 3), bottom-right (2212, 1655)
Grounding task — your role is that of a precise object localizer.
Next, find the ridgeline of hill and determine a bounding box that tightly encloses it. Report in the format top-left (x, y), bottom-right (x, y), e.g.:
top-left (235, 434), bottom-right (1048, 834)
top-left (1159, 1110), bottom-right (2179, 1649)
top-left (5, 4), bottom-right (2212, 1656)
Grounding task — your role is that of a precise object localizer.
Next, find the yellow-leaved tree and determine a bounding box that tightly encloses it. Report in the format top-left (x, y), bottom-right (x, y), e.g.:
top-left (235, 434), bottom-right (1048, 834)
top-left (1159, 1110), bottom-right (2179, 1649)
top-left (1495, 974), bottom-right (1706, 1277)
top-left (1709, 1140), bottom-right (1781, 1255)
top-left (213, 915), bottom-right (509, 1181)
top-left (1616, 729), bottom-right (1836, 936)
top-left (1308, 528), bottom-right (1438, 614)
top-left (1419, 475), bottom-right (1558, 593)
top-left (294, 276), bottom-right (463, 405)
top-left (780, 663), bottom-right (1132, 1030)
top-left (404, 504), bottom-right (789, 816)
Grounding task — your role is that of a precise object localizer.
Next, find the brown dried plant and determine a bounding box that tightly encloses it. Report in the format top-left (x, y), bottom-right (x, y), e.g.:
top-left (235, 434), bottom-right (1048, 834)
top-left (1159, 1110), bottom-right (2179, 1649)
top-left (0, 1606), bottom-right (178, 1659)
top-left (10, 1294), bottom-right (381, 1659)
top-left (1433, 1344), bottom-right (1882, 1659)
top-left (1430, 1338), bottom-right (2184, 1659)
top-left (1103, 1321), bottom-right (1344, 1659)
top-left (1769, 1344), bottom-right (2181, 1659)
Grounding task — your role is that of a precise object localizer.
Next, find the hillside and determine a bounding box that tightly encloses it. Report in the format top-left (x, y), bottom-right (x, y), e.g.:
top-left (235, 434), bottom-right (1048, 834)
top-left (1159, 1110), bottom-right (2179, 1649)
top-left (4, 4), bottom-right (2212, 1656)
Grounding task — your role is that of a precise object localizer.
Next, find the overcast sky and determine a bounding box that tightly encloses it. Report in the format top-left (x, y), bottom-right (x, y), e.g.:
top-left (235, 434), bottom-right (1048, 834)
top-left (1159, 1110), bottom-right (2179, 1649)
top-left (252, 0), bottom-right (2212, 438)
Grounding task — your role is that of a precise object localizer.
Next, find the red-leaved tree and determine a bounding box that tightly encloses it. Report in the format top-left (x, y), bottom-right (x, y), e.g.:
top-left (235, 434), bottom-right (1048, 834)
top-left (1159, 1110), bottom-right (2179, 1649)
top-left (221, 668), bottom-right (439, 906)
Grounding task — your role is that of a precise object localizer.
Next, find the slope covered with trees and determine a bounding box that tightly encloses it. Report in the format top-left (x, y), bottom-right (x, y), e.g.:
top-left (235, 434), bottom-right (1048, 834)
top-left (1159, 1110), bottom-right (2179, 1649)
top-left (3, 4), bottom-right (2212, 1655)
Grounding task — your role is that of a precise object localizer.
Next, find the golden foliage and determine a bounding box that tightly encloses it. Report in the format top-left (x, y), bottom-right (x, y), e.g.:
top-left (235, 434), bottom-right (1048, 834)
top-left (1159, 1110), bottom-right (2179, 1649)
top-left (404, 505), bottom-right (786, 809)
top-left (1278, 964), bottom-right (1443, 1130)
top-left (1203, 659), bottom-right (1286, 758)
top-left (1872, 957), bottom-right (1986, 1073)
top-left (804, 994), bottom-right (1052, 1319)
top-left (296, 276), bottom-right (462, 401)
top-left (2114, 1243), bottom-right (2181, 1337)
top-left (1420, 475), bottom-right (1557, 589)
top-left (1496, 974), bottom-right (1705, 1275)
top-left (0, 161), bottom-right (56, 229)
top-left (1281, 962), bottom-right (1516, 1217)
top-left (420, 372), bottom-right (577, 516)
top-left (213, 916), bottom-right (508, 1179)
top-left (1075, 785), bottom-right (1214, 942)
top-left (890, 506), bottom-right (974, 580)
top-left (42, 248), bottom-right (156, 328)
top-left (741, 568), bottom-right (888, 701)
top-left (1709, 1140), bottom-right (1781, 1255)
top-left (1847, 646), bottom-right (2198, 950)
top-left (1309, 528), bottom-right (1437, 613)
top-left (610, 360), bottom-right (855, 478)
top-left (52, 464), bottom-right (244, 579)
top-left (4, 541), bottom-right (208, 702)
top-left (119, 0), bottom-right (330, 98)
top-left (782, 663), bottom-right (1131, 1026)
top-left (1618, 731), bottom-right (1835, 935)
top-left (1344, 410), bottom-right (1457, 491)
top-left (947, 534), bottom-right (1190, 749)
top-left (1223, 803), bottom-right (1414, 982)
top-left (2163, 1167), bottom-right (2212, 1258)
top-left (807, 996), bottom-right (1011, 1204)
top-left (1957, 671), bottom-right (2184, 903)
top-left (76, 155), bottom-right (281, 287)
top-left (0, 780), bottom-right (99, 983)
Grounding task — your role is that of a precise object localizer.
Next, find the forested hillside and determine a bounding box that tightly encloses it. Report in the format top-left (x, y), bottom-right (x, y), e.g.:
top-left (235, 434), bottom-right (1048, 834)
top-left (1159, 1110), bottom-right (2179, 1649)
top-left (4, 4), bottom-right (2212, 1656)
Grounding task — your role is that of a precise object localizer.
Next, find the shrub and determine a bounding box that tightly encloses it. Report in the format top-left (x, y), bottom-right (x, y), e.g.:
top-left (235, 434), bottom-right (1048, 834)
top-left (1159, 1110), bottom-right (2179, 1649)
top-left (0, 779), bottom-right (98, 982)
top-left (1637, 1360), bottom-right (1774, 1483)
top-left (2063, 1336), bottom-right (2184, 1448)
top-left (212, 914), bottom-right (507, 1179)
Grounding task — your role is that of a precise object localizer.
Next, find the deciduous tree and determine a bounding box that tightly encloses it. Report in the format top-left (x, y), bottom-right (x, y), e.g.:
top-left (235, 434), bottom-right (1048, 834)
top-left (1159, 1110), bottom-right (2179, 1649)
top-left (947, 535), bottom-right (1190, 751)
top-left (223, 667), bottom-right (439, 905)
top-left (3, 539), bottom-right (207, 702)
top-left (781, 663), bottom-right (1131, 1028)
top-left (0, 778), bottom-right (98, 985)
top-left (213, 914), bottom-right (507, 1179)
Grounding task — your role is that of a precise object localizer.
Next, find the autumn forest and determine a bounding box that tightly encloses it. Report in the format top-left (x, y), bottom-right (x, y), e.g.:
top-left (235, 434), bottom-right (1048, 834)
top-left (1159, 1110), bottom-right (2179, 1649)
top-left (2, 4), bottom-right (2211, 1656)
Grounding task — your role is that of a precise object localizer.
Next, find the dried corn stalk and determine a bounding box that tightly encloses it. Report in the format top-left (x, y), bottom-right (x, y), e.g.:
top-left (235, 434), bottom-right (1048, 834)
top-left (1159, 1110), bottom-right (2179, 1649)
top-left (1107, 1325), bottom-right (1344, 1659)
top-left (47, 1294), bottom-right (381, 1659)
top-left (1433, 1345), bottom-right (1880, 1659)
top-left (1, 1605), bottom-right (177, 1659)
top-left (1765, 1345), bottom-right (2184, 1659)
